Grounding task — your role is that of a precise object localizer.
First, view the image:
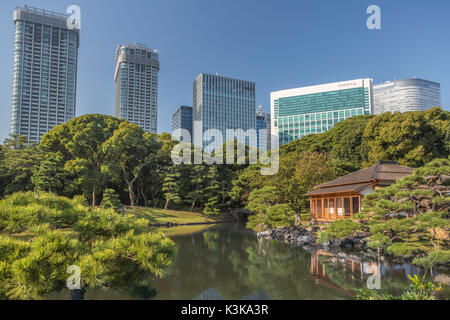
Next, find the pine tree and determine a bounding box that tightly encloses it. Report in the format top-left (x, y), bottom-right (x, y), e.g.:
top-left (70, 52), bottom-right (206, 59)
top-left (162, 167), bottom-right (181, 210)
top-left (203, 166), bottom-right (221, 215)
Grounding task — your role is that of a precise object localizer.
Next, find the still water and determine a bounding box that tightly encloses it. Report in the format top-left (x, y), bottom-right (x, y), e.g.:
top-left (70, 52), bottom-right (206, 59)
top-left (59, 223), bottom-right (450, 300)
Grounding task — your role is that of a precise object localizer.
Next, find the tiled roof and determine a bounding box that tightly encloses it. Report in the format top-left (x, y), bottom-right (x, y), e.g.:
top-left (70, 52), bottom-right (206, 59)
top-left (304, 182), bottom-right (374, 196)
top-left (305, 161), bottom-right (414, 197)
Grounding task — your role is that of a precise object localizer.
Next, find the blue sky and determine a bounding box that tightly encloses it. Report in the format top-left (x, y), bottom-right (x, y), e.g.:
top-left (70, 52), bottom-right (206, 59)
top-left (0, 0), bottom-right (449, 142)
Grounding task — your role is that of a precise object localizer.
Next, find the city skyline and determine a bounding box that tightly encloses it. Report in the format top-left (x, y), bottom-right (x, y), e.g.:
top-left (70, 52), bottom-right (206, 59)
top-left (0, 0), bottom-right (450, 143)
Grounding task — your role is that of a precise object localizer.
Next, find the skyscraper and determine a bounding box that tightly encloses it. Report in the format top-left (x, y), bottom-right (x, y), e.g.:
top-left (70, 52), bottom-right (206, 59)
top-left (115, 43), bottom-right (159, 133)
top-left (373, 78), bottom-right (441, 115)
top-left (172, 105), bottom-right (193, 142)
top-left (193, 73), bottom-right (256, 151)
top-left (10, 6), bottom-right (80, 143)
top-left (271, 78), bottom-right (373, 146)
top-left (256, 105), bottom-right (271, 151)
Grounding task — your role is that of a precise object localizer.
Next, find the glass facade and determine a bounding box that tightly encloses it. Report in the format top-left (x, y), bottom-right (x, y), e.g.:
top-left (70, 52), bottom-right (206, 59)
top-left (172, 105), bottom-right (193, 142)
top-left (256, 106), bottom-right (271, 151)
top-left (10, 6), bottom-right (79, 143)
top-left (193, 74), bottom-right (256, 151)
top-left (373, 78), bottom-right (441, 115)
top-left (271, 79), bottom-right (373, 146)
top-left (115, 44), bottom-right (159, 133)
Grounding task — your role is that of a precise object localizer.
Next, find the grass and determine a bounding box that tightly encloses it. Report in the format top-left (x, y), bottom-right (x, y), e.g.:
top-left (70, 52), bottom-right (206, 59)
top-left (149, 224), bottom-right (216, 237)
top-left (125, 207), bottom-right (229, 225)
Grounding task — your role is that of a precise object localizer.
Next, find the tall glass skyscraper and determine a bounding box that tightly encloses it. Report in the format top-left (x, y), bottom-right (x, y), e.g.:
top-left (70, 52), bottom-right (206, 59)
top-left (172, 105), bottom-right (193, 142)
top-left (10, 6), bottom-right (80, 143)
top-left (373, 78), bottom-right (441, 115)
top-left (193, 73), bottom-right (256, 151)
top-left (115, 43), bottom-right (159, 133)
top-left (271, 78), bottom-right (373, 146)
top-left (256, 105), bottom-right (271, 151)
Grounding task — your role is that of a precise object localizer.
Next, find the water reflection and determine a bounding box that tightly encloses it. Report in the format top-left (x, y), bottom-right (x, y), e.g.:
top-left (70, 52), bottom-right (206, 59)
top-left (53, 223), bottom-right (450, 300)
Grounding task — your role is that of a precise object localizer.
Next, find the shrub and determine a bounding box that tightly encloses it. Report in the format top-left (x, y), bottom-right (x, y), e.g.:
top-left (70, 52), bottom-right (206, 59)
top-left (413, 250), bottom-right (450, 268)
top-left (367, 233), bottom-right (393, 250)
top-left (102, 189), bottom-right (123, 211)
top-left (318, 219), bottom-right (362, 241)
top-left (385, 242), bottom-right (421, 258)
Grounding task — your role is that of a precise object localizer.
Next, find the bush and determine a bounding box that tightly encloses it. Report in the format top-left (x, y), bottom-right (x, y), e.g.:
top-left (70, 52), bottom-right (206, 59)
top-left (356, 274), bottom-right (442, 300)
top-left (318, 219), bottom-right (362, 241)
top-left (413, 250), bottom-right (450, 268)
top-left (102, 189), bottom-right (123, 211)
top-left (367, 233), bottom-right (393, 250)
top-left (385, 242), bottom-right (421, 258)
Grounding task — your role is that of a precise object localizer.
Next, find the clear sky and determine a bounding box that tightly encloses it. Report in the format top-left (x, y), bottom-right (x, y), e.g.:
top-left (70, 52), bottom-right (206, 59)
top-left (0, 0), bottom-right (449, 142)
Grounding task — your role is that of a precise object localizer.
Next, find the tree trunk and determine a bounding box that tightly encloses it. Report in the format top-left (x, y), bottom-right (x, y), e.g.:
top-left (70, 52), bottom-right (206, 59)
top-left (191, 193), bottom-right (198, 211)
top-left (259, 212), bottom-right (269, 235)
top-left (92, 188), bottom-right (96, 206)
top-left (295, 212), bottom-right (301, 226)
top-left (141, 186), bottom-right (147, 207)
top-left (164, 198), bottom-right (170, 210)
top-left (128, 182), bottom-right (135, 206)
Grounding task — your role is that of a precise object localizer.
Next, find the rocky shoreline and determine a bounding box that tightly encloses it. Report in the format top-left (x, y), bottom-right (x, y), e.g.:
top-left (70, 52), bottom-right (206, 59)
top-left (258, 225), bottom-right (383, 260)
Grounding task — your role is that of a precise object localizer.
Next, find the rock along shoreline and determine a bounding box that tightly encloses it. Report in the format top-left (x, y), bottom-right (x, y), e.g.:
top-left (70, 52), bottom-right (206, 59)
top-left (257, 225), bottom-right (383, 260)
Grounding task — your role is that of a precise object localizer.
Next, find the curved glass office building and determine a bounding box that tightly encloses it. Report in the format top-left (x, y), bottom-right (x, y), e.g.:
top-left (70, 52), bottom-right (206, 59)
top-left (373, 78), bottom-right (441, 115)
top-left (10, 6), bottom-right (80, 143)
top-left (271, 79), bottom-right (373, 146)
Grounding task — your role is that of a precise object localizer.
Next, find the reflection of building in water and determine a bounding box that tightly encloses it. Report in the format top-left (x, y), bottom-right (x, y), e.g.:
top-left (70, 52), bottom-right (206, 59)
top-left (311, 250), bottom-right (377, 281)
top-left (194, 288), bottom-right (269, 300)
top-left (310, 250), bottom-right (427, 292)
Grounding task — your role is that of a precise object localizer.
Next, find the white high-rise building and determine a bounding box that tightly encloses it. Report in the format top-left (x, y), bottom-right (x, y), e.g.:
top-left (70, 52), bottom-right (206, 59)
top-left (115, 43), bottom-right (159, 133)
top-left (10, 6), bottom-right (80, 143)
top-left (271, 78), bottom-right (373, 146)
top-left (373, 78), bottom-right (441, 115)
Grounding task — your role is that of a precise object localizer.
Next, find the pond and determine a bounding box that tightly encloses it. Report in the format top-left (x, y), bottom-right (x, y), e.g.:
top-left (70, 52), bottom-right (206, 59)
top-left (55, 223), bottom-right (450, 300)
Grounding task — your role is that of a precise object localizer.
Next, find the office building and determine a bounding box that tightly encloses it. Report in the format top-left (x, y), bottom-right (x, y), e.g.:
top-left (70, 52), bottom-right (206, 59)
top-left (172, 105), bottom-right (193, 142)
top-left (271, 78), bottom-right (373, 146)
top-left (373, 78), bottom-right (441, 115)
top-left (115, 43), bottom-right (159, 133)
top-left (10, 6), bottom-right (80, 143)
top-left (193, 73), bottom-right (256, 151)
top-left (256, 105), bottom-right (271, 151)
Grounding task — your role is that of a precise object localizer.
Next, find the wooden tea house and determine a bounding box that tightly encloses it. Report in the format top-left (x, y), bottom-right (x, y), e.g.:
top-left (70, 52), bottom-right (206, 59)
top-left (304, 161), bottom-right (414, 222)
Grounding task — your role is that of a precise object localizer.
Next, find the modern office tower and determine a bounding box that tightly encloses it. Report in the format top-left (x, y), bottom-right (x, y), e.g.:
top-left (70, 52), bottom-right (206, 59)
top-left (256, 105), bottom-right (271, 151)
top-left (271, 78), bottom-right (373, 146)
top-left (172, 105), bottom-right (193, 142)
top-left (115, 43), bottom-right (159, 133)
top-left (373, 78), bottom-right (441, 115)
top-left (193, 73), bottom-right (256, 151)
top-left (10, 6), bottom-right (80, 143)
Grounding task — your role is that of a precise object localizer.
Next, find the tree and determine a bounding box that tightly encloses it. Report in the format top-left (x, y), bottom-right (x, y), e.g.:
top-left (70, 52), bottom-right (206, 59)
top-left (162, 167), bottom-right (181, 210)
top-left (31, 156), bottom-right (65, 194)
top-left (0, 135), bottom-right (39, 196)
top-left (272, 151), bottom-right (339, 224)
top-left (246, 186), bottom-right (281, 232)
top-left (203, 166), bottom-right (221, 215)
top-left (0, 192), bottom-right (176, 300)
top-left (39, 114), bottom-right (123, 205)
top-left (103, 122), bottom-right (160, 206)
top-left (363, 108), bottom-right (449, 167)
top-left (187, 164), bottom-right (208, 211)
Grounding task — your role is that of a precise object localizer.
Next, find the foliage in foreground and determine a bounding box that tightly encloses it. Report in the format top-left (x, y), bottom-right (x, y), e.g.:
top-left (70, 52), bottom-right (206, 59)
top-left (0, 192), bottom-right (176, 300)
top-left (356, 274), bottom-right (442, 300)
